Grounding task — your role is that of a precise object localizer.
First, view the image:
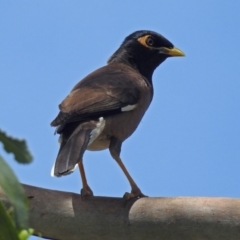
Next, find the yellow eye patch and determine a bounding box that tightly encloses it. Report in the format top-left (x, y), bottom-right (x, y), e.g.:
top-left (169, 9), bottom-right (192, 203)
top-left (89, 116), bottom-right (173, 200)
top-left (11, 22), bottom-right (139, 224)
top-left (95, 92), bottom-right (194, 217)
top-left (137, 35), bottom-right (153, 48)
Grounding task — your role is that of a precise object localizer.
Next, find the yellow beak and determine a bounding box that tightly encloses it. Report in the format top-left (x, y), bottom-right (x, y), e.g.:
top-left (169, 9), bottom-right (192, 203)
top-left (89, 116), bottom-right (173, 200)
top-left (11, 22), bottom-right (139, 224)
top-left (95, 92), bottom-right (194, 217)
top-left (159, 47), bottom-right (185, 57)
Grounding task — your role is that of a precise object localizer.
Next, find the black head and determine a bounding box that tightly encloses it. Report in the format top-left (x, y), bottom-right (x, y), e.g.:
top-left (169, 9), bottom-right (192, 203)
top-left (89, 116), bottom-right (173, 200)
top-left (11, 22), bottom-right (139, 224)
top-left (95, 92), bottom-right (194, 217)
top-left (108, 30), bottom-right (184, 81)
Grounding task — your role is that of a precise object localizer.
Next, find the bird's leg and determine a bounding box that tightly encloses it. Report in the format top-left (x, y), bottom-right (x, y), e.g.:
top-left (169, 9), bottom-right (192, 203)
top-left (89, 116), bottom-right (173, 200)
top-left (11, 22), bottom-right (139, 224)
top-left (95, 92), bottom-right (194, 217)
top-left (109, 138), bottom-right (147, 200)
top-left (115, 155), bottom-right (147, 200)
top-left (78, 161), bottom-right (93, 198)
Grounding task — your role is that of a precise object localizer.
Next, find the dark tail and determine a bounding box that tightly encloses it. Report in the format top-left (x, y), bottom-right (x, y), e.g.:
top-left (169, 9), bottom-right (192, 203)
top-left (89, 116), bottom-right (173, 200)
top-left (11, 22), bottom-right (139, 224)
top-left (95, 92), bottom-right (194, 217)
top-left (51, 122), bottom-right (95, 177)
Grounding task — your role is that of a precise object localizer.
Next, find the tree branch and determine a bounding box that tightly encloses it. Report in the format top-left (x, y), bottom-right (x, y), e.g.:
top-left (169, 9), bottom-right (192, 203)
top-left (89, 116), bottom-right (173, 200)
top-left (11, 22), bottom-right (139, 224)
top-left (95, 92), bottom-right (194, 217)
top-left (1, 184), bottom-right (240, 240)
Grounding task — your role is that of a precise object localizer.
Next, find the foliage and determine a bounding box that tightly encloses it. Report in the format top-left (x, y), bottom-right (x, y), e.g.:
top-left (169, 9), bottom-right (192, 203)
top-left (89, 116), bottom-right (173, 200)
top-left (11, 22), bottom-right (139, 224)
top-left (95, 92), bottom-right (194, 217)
top-left (0, 130), bottom-right (32, 163)
top-left (0, 129), bottom-right (34, 240)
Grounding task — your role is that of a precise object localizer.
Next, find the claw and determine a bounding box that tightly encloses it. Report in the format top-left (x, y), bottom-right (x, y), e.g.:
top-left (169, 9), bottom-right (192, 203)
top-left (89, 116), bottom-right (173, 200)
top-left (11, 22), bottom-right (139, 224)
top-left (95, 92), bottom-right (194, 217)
top-left (80, 186), bottom-right (94, 200)
top-left (123, 188), bottom-right (148, 200)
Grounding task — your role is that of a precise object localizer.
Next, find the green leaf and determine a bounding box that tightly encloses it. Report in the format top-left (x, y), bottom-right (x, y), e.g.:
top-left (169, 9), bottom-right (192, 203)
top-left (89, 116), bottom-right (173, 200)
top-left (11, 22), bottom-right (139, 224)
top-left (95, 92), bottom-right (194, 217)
top-left (0, 129), bottom-right (33, 163)
top-left (0, 201), bottom-right (19, 240)
top-left (0, 155), bottom-right (29, 230)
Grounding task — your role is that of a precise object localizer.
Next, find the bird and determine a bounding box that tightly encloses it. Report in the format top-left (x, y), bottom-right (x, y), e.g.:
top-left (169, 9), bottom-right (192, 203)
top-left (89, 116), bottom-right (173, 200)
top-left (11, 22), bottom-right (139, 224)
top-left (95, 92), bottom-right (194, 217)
top-left (50, 30), bottom-right (184, 200)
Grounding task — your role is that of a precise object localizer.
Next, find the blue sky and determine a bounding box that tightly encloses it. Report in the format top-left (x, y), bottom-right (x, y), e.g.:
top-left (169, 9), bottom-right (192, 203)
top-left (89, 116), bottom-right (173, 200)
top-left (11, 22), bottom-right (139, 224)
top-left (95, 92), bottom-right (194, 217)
top-left (1, 1), bottom-right (240, 238)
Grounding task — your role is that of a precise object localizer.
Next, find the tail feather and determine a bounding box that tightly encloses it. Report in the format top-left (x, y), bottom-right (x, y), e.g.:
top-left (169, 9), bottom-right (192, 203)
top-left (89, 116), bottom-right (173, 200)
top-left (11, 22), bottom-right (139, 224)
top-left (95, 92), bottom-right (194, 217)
top-left (52, 123), bottom-right (94, 177)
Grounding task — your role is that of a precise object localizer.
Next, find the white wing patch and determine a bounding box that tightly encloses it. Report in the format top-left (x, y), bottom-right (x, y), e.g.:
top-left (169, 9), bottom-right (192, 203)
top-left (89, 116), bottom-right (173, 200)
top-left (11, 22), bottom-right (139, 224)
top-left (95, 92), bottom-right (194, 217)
top-left (121, 104), bottom-right (137, 112)
top-left (88, 117), bottom-right (106, 146)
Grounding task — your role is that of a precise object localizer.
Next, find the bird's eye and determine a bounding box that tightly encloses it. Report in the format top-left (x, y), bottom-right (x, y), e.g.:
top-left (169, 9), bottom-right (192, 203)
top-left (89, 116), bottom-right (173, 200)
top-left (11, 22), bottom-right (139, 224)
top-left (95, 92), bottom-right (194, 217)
top-left (146, 37), bottom-right (154, 46)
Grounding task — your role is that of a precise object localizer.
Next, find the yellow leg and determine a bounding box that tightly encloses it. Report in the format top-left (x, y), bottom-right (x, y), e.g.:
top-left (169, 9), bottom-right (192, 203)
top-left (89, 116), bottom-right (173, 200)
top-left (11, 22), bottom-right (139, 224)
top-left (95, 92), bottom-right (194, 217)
top-left (78, 162), bottom-right (93, 197)
top-left (114, 155), bottom-right (147, 200)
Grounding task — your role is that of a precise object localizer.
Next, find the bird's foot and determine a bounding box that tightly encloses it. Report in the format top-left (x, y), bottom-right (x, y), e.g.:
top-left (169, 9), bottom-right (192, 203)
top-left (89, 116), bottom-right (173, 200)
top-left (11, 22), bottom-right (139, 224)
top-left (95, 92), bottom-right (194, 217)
top-left (80, 186), bottom-right (94, 200)
top-left (123, 188), bottom-right (148, 201)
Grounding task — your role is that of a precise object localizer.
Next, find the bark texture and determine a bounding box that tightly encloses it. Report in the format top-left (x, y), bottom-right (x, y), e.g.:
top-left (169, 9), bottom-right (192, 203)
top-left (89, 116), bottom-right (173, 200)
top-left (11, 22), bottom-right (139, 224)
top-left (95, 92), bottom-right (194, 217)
top-left (1, 184), bottom-right (240, 240)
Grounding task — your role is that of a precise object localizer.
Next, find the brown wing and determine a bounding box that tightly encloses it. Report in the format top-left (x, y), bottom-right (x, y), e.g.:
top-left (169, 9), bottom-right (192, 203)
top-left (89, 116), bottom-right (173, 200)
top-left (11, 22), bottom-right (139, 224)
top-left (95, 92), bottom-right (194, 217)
top-left (51, 63), bottom-right (141, 127)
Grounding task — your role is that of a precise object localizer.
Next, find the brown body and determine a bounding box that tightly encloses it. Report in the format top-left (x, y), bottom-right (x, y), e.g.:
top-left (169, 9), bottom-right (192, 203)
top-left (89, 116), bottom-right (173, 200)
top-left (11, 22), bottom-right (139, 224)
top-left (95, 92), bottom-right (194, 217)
top-left (87, 64), bottom-right (153, 151)
top-left (52, 63), bottom-right (153, 152)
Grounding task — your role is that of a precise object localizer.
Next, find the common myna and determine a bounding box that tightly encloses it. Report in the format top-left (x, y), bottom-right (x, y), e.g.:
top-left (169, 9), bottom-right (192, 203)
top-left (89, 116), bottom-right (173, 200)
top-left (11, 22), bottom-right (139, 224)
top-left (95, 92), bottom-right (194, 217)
top-left (51, 30), bottom-right (184, 199)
